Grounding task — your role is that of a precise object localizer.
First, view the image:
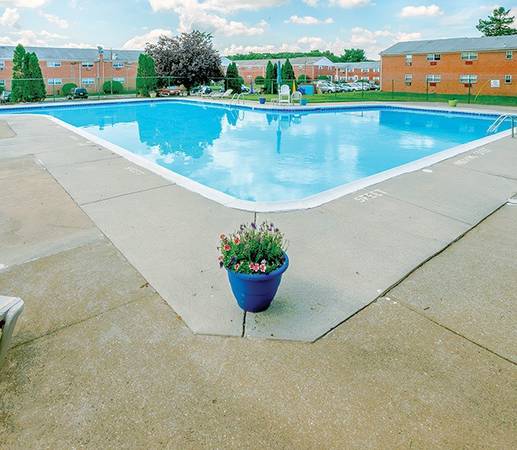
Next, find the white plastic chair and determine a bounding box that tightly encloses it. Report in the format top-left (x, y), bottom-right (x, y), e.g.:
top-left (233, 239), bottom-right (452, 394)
top-left (0, 296), bottom-right (24, 368)
top-left (291, 91), bottom-right (302, 104)
top-left (278, 84), bottom-right (291, 104)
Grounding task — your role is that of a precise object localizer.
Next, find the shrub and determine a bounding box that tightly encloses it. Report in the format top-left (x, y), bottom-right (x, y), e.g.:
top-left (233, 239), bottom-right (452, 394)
top-left (298, 74), bottom-right (311, 83)
top-left (218, 222), bottom-right (286, 274)
top-left (225, 62), bottom-right (242, 93)
top-left (102, 80), bottom-right (124, 94)
top-left (62, 83), bottom-right (77, 96)
top-left (136, 53), bottom-right (157, 96)
top-left (255, 75), bottom-right (265, 84)
top-left (317, 75), bottom-right (331, 81)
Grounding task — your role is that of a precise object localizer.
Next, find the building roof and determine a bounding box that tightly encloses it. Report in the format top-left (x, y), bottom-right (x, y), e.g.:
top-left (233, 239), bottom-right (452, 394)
top-left (381, 35), bottom-right (517, 56)
top-left (334, 61), bottom-right (380, 70)
top-left (229, 56), bottom-right (335, 67)
top-left (0, 46), bottom-right (142, 62)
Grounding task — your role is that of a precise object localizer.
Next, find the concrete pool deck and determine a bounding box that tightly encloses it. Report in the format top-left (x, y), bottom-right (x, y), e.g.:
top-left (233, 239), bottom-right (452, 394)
top-left (1, 104), bottom-right (517, 342)
top-left (0, 144), bottom-right (516, 447)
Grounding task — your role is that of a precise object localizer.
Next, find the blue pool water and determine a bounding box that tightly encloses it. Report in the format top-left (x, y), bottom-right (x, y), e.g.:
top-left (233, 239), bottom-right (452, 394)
top-left (4, 101), bottom-right (505, 202)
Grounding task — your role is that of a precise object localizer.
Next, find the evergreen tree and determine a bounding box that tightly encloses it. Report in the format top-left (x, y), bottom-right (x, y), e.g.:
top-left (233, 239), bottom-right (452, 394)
top-left (281, 58), bottom-right (295, 82)
top-left (477, 7), bottom-right (517, 36)
top-left (136, 53), bottom-right (158, 96)
top-left (26, 52), bottom-right (46, 101)
top-left (224, 62), bottom-right (242, 93)
top-left (272, 62), bottom-right (279, 94)
top-left (264, 60), bottom-right (275, 94)
top-left (342, 49), bottom-right (367, 62)
top-left (11, 44), bottom-right (26, 102)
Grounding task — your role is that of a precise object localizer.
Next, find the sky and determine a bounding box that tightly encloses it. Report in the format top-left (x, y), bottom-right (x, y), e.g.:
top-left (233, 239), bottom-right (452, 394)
top-left (0, 1), bottom-right (511, 59)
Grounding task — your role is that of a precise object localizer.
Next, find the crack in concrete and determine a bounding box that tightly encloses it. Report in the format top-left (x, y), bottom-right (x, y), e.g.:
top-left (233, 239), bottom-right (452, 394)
top-left (79, 183), bottom-right (175, 207)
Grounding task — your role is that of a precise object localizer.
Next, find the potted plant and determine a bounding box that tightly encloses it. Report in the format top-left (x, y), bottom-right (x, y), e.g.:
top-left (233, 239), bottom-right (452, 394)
top-left (149, 90), bottom-right (157, 98)
top-left (218, 222), bottom-right (288, 312)
top-left (258, 97), bottom-right (266, 104)
top-left (448, 99), bottom-right (458, 107)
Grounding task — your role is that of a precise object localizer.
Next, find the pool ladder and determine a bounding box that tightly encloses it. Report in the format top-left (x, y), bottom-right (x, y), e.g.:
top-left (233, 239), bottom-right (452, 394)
top-left (231, 93), bottom-right (245, 104)
top-left (488, 114), bottom-right (516, 137)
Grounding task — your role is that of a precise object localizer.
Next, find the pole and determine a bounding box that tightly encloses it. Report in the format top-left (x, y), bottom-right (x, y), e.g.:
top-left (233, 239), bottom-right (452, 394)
top-left (391, 79), bottom-right (394, 100)
top-left (426, 80), bottom-right (429, 102)
top-left (468, 83), bottom-right (471, 104)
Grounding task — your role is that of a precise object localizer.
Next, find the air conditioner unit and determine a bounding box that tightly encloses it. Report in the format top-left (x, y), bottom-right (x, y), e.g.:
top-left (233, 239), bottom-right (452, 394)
top-left (430, 61), bottom-right (437, 66)
top-left (465, 61), bottom-right (473, 65)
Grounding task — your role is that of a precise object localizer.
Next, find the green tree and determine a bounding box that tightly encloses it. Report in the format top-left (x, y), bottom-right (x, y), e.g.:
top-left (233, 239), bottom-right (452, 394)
top-left (136, 53), bottom-right (157, 96)
top-left (281, 58), bottom-right (295, 83)
top-left (341, 48), bottom-right (367, 62)
top-left (102, 80), bottom-right (124, 94)
top-left (477, 7), bottom-right (517, 36)
top-left (62, 83), bottom-right (77, 96)
top-left (255, 75), bottom-right (265, 84)
top-left (146, 31), bottom-right (223, 93)
top-left (298, 74), bottom-right (310, 83)
top-left (11, 44), bottom-right (26, 102)
top-left (25, 52), bottom-right (46, 101)
top-left (264, 60), bottom-right (275, 94)
top-left (224, 62), bottom-right (242, 93)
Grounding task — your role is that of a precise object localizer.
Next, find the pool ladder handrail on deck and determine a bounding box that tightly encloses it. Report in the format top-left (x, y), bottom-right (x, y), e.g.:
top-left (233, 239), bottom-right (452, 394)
top-left (488, 114), bottom-right (516, 137)
top-left (231, 93), bottom-right (245, 104)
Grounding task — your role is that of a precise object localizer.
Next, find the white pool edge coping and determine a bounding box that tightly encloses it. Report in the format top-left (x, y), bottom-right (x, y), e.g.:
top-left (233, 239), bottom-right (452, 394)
top-left (3, 100), bottom-right (513, 212)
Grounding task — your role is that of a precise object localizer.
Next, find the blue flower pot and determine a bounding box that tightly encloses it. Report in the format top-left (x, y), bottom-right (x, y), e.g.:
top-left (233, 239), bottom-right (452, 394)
top-left (300, 98), bottom-right (308, 106)
top-left (226, 254), bottom-right (289, 313)
top-left (258, 97), bottom-right (266, 104)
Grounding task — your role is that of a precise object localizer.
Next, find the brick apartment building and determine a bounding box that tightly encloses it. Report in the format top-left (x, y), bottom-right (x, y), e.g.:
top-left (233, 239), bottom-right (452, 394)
top-left (334, 61), bottom-right (381, 83)
top-left (380, 35), bottom-right (517, 96)
top-left (222, 56), bottom-right (337, 82)
top-left (0, 46), bottom-right (141, 94)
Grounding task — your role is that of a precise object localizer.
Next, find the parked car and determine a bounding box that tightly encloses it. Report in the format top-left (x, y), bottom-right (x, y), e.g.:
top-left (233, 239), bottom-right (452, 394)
top-left (191, 85), bottom-right (212, 95)
top-left (157, 86), bottom-right (184, 96)
top-left (316, 80), bottom-right (336, 93)
top-left (0, 90), bottom-right (12, 103)
top-left (67, 87), bottom-right (88, 100)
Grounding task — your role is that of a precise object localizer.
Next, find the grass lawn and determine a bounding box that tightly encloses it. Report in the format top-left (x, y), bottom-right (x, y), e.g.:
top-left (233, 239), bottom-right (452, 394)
top-left (241, 90), bottom-right (517, 107)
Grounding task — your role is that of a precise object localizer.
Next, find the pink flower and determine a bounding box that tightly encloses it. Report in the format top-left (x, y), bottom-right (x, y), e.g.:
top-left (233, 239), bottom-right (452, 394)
top-left (224, 244), bottom-right (231, 252)
top-left (234, 236), bottom-right (240, 245)
top-left (259, 264), bottom-right (266, 273)
top-left (234, 263), bottom-right (240, 271)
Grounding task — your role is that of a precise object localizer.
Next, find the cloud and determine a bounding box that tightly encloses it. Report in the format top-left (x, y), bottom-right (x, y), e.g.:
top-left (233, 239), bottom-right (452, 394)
top-left (285, 15), bottom-right (334, 25)
top-left (122, 28), bottom-right (173, 49)
top-left (400, 4), bottom-right (443, 18)
top-left (40, 12), bottom-right (69, 29)
top-left (0, 0), bottom-right (48, 7)
top-left (328, 0), bottom-right (371, 8)
top-left (0, 29), bottom-right (69, 46)
top-left (303, 0), bottom-right (319, 6)
top-left (147, 0), bottom-right (270, 36)
top-left (0, 7), bottom-right (19, 26)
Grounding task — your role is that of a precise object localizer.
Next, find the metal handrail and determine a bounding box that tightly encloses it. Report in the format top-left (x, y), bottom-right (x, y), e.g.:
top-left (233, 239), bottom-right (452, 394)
top-left (488, 114), bottom-right (516, 137)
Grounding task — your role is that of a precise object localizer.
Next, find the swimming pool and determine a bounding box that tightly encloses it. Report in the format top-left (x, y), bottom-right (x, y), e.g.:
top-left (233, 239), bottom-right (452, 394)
top-left (2, 100), bottom-right (509, 209)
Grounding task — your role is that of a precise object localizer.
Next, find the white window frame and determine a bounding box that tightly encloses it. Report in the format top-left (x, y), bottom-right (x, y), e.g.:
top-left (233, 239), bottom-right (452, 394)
top-left (81, 78), bottom-right (95, 86)
top-left (0, 61), bottom-right (5, 70)
top-left (81, 61), bottom-right (94, 68)
top-left (426, 74), bottom-right (441, 83)
top-left (506, 50), bottom-right (513, 60)
top-left (112, 62), bottom-right (125, 69)
top-left (404, 74), bottom-right (413, 82)
top-left (405, 54), bottom-right (413, 66)
top-left (361, 68), bottom-right (369, 73)
top-left (459, 74), bottom-right (478, 84)
top-left (47, 61), bottom-right (62, 68)
top-left (47, 78), bottom-right (62, 85)
top-left (461, 52), bottom-right (478, 61)
top-left (505, 74), bottom-right (512, 84)
top-left (0, 79), bottom-right (5, 87)
top-left (113, 77), bottom-right (125, 83)
top-left (426, 53), bottom-right (441, 61)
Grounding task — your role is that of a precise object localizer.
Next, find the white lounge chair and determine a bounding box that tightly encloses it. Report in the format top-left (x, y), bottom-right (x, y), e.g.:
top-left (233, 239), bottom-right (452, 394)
top-left (211, 89), bottom-right (233, 99)
top-left (291, 91), bottom-right (302, 104)
top-left (278, 84), bottom-right (291, 104)
top-left (0, 296), bottom-right (24, 368)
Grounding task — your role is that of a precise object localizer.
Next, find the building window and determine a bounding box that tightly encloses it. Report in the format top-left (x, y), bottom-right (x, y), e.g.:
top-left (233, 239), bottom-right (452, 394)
top-left (373, 76), bottom-right (380, 81)
top-left (459, 74), bottom-right (478, 84)
top-left (426, 74), bottom-right (441, 83)
top-left (426, 53), bottom-right (441, 61)
top-left (112, 62), bottom-right (124, 69)
top-left (405, 54), bottom-right (413, 66)
top-left (361, 68), bottom-right (369, 73)
top-left (0, 61), bottom-right (4, 70)
top-left (0, 80), bottom-right (5, 87)
top-left (113, 77), bottom-right (125, 83)
top-left (82, 62), bottom-right (94, 69)
top-left (81, 78), bottom-right (95, 86)
top-left (47, 61), bottom-right (61, 68)
top-left (505, 74), bottom-right (512, 84)
top-left (47, 78), bottom-right (62, 85)
top-left (404, 74), bottom-right (413, 86)
top-left (461, 52), bottom-right (478, 61)
top-left (506, 51), bottom-right (513, 60)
